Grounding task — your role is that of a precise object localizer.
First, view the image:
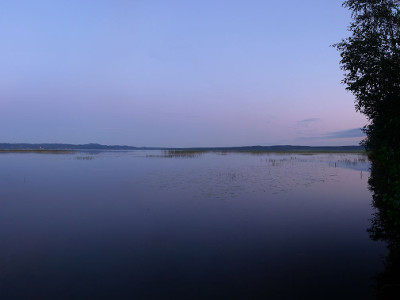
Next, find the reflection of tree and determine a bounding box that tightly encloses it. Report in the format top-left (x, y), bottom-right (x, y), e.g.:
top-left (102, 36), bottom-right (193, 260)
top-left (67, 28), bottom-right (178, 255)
top-left (368, 152), bottom-right (400, 298)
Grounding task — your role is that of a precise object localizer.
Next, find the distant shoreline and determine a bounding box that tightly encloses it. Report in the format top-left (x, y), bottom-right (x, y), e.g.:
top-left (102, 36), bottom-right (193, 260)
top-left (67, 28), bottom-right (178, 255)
top-left (0, 149), bottom-right (76, 154)
top-left (0, 143), bottom-right (365, 153)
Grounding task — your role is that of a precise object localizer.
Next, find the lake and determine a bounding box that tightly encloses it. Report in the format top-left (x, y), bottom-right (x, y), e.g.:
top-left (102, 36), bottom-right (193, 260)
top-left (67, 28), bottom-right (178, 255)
top-left (0, 151), bottom-right (386, 299)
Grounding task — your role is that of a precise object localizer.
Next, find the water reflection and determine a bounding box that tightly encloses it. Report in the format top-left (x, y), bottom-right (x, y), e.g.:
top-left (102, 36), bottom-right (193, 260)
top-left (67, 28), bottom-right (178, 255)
top-left (368, 157), bottom-right (400, 298)
top-left (0, 151), bottom-right (384, 299)
top-left (141, 152), bottom-right (371, 200)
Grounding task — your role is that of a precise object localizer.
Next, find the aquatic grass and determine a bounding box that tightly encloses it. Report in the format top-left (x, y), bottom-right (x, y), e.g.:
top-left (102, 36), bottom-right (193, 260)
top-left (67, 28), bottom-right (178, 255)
top-left (214, 149), bottom-right (366, 156)
top-left (146, 148), bottom-right (366, 158)
top-left (147, 150), bottom-right (206, 158)
top-left (75, 156), bottom-right (94, 160)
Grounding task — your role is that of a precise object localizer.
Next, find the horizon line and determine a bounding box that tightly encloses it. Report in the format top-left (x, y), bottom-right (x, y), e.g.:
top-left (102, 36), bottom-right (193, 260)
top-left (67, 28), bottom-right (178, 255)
top-left (0, 142), bottom-right (364, 149)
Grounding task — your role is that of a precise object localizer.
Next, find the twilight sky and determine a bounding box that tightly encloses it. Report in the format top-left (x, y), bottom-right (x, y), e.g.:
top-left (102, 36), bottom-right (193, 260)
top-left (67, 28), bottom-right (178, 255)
top-left (0, 0), bottom-right (368, 147)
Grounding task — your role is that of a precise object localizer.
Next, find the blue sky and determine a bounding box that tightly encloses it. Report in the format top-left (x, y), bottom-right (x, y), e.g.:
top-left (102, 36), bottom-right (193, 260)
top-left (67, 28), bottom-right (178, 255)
top-left (0, 0), bottom-right (367, 147)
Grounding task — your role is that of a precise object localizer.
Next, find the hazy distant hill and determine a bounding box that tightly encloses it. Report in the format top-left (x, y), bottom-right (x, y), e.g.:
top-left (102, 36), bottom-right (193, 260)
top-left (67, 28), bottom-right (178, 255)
top-left (179, 145), bottom-right (364, 152)
top-left (0, 143), bottom-right (364, 152)
top-left (0, 143), bottom-right (143, 150)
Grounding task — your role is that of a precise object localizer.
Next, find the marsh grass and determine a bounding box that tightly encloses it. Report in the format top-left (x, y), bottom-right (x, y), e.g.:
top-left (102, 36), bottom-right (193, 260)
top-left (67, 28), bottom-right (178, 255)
top-left (76, 156), bottom-right (94, 160)
top-left (337, 157), bottom-right (368, 165)
top-left (213, 149), bottom-right (366, 155)
top-left (147, 150), bottom-right (206, 158)
top-left (146, 149), bottom-right (366, 159)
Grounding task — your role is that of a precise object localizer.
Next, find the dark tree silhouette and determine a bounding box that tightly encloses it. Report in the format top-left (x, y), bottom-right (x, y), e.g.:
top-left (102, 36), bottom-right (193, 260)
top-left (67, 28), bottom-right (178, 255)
top-left (336, 1), bottom-right (400, 297)
top-left (334, 0), bottom-right (400, 153)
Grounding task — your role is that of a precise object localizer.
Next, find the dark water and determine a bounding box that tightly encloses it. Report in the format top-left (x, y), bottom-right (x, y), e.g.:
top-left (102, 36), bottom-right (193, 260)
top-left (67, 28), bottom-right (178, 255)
top-left (0, 151), bottom-right (385, 299)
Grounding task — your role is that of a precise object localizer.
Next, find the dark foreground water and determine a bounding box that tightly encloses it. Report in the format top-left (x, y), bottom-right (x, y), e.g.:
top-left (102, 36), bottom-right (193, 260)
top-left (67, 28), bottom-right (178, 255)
top-left (0, 151), bottom-right (385, 299)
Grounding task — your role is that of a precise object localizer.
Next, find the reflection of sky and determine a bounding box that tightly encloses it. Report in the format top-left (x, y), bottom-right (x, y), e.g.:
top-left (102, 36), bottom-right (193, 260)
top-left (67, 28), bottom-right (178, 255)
top-left (140, 152), bottom-right (371, 197)
top-left (0, 151), bottom-right (382, 299)
top-left (0, 1), bottom-right (367, 147)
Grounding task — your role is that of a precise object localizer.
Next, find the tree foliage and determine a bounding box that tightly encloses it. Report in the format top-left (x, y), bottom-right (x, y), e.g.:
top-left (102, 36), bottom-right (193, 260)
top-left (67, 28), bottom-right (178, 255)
top-left (335, 0), bottom-right (400, 150)
top-left (337, 3), bottom-right (400, 295)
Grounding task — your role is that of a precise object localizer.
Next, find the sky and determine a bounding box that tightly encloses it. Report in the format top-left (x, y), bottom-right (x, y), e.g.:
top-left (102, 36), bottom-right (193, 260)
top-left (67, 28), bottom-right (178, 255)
top-left (0, 0), bottom-right (368, 147)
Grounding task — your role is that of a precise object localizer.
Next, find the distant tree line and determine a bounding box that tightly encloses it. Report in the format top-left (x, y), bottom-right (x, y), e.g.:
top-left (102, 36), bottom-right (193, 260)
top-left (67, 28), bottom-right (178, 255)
top-left (0, 143), bottom-right (364, 152)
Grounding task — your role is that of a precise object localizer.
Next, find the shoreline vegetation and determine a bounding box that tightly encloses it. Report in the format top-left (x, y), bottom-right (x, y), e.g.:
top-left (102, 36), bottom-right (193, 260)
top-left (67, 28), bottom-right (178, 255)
top-left (0, 143), bottom-right (365, 154)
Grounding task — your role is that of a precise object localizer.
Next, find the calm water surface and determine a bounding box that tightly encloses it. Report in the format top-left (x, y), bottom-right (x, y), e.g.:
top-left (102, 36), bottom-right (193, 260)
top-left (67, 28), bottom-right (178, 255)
top-left (0, 151), bottom-right (385, 299)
